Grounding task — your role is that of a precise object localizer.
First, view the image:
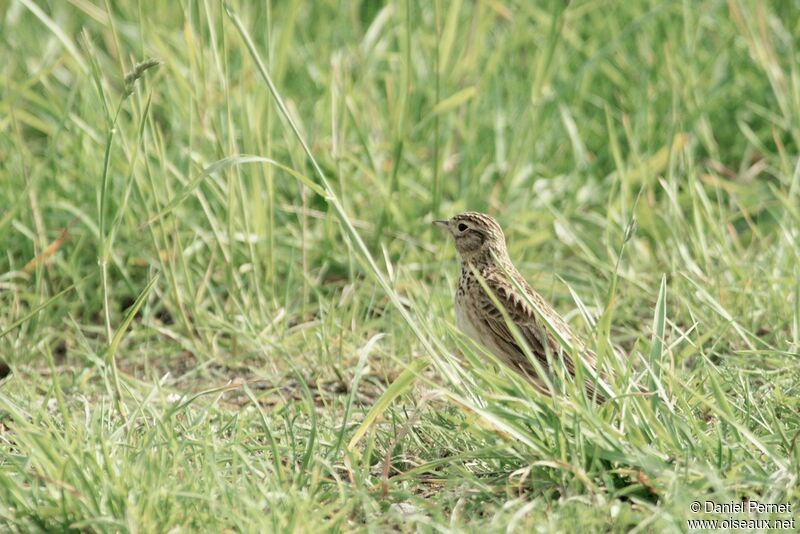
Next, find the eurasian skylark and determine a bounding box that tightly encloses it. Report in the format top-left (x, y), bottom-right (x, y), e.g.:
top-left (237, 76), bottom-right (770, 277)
top-left (434, 211), bottom-right (607, 403)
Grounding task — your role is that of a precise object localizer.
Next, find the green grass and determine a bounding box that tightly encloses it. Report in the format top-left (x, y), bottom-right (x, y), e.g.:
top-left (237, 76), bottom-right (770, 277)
top-left (2, 0), bottom-right (800, 531)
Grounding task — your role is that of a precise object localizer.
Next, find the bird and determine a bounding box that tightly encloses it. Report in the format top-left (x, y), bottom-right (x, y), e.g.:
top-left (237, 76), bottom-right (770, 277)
top-left (433, 211), bottom-right (608, 403)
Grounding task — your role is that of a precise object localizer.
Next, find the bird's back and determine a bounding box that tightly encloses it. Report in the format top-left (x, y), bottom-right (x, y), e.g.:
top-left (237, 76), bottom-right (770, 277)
top-left (456, 259), bottom-right (605, 402)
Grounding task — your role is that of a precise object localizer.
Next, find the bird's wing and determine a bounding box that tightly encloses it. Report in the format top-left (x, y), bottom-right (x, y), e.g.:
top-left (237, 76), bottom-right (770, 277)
top-left (476, 269), bottom-right (605, 400)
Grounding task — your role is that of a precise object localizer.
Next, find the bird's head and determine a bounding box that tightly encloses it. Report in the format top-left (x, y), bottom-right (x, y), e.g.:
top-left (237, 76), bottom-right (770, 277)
top-left (433, 212), bottom-right (507, 261)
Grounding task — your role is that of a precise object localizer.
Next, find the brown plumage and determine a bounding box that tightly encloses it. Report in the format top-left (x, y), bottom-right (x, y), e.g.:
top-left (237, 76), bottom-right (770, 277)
top-left (434, 211), bottom-right (607, 403)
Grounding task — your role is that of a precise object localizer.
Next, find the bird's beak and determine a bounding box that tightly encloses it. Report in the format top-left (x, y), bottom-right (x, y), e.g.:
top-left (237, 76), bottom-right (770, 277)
top-left (432, 220), bottom-right (449, 229)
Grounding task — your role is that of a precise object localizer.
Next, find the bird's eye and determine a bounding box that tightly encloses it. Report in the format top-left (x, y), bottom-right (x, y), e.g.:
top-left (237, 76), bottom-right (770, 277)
top-left (457, 223), bottom-right (468, 232)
